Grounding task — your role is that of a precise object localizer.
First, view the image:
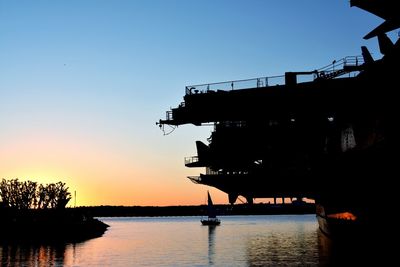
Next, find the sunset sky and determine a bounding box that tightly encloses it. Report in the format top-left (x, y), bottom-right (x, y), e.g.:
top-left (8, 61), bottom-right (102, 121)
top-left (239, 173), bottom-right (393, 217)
top-left (0, 1), bottom-right (395, 206)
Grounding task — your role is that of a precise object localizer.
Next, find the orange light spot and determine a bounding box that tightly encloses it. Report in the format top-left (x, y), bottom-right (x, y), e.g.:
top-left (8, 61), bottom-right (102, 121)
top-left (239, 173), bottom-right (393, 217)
top-left (327, 211), bottom-right (357, 221)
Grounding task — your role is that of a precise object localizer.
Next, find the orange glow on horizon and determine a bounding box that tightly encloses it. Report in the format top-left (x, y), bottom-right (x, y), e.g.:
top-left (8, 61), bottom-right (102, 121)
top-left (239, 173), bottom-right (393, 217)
top-left (3, 131), bottom-right (311, 207)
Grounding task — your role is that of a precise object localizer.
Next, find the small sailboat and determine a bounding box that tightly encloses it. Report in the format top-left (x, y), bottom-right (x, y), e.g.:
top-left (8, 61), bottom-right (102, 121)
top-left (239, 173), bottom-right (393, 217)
top-left (201, 191), bottom-right (221, 226)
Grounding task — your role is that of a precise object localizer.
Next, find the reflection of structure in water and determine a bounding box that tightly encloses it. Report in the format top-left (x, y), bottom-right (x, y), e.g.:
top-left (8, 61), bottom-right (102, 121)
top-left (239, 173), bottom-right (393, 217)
top-left (158, 0), bottom-right (399, 238)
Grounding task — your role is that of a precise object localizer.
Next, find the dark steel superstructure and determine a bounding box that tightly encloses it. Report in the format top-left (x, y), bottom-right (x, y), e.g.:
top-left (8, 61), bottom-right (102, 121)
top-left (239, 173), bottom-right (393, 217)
top-left (158, 0), bottom-right (399, 235)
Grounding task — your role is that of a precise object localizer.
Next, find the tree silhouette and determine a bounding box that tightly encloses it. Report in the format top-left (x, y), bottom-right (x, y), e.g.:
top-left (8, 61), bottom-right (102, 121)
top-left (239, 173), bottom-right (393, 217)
top-left (0, 178), bottom-right (72, 209)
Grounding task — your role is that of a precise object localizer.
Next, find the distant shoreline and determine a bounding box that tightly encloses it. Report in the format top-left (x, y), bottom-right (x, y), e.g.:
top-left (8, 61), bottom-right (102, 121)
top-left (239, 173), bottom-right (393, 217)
top-left (75, 202), bottom-right (316, 217)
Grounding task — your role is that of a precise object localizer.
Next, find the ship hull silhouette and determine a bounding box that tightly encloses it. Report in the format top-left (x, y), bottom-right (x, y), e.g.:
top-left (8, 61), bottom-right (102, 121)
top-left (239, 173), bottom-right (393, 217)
top-left (158, 0), bottom-right (399, 238)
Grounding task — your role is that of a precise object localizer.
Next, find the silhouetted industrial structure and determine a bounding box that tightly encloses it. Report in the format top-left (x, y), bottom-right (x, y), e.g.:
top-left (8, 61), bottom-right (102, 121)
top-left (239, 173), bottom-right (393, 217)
top-left (158, 0), bottom-right (399, 237)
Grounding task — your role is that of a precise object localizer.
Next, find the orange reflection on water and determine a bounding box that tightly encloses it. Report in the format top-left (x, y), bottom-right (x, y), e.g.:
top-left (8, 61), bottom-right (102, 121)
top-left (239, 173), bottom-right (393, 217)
top-left (0, 244), bottom-right (68, 267)
top-left (327, 211), bottom-right (357, 221)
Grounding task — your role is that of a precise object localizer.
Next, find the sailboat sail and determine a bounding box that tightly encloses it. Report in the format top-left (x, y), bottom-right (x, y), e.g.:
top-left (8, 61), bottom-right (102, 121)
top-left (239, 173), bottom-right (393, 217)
top-left (207, 191), bottom-right (216, 219)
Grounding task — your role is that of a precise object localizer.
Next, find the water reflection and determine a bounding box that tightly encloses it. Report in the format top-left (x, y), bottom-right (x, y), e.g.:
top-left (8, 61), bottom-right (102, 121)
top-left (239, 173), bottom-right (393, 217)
top-left (207, 225), bottom-right (216, 265)
top-left (243, 224), bottom-right (387, 266)
top-left (0, 242), bottom-right (70, 266)
top-left (2, 216), bottom-right (389, 266)
top-left (245, 224), bottom-right (319, 266)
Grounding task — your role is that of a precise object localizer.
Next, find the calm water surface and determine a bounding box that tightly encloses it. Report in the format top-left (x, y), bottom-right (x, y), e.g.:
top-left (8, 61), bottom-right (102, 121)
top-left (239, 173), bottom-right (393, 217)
top-left (0, 215), bottom-right (354, 266)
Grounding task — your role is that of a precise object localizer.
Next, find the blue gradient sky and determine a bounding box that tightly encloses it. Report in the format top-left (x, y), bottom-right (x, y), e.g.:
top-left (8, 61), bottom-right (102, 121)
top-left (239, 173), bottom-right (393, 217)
top-left (0, 1), bottom-right (395, 206)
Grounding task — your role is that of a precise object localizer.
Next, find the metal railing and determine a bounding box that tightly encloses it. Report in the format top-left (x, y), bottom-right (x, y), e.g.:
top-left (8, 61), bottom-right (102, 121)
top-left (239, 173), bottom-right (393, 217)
top-left (184, 156), bottom-right (199, 165)
top-left (185, 75), bottom-right (285, 95)
top-left (314, 56), bottom-right (364, 80)
top-left (206, 167), bottom-right (219, 175)
top-left (166, 111), bottom-right (173, 121)
top-left (184, 55), bottom-right (364, 95)
top-left (215, 121), bottom-right (247, 131)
